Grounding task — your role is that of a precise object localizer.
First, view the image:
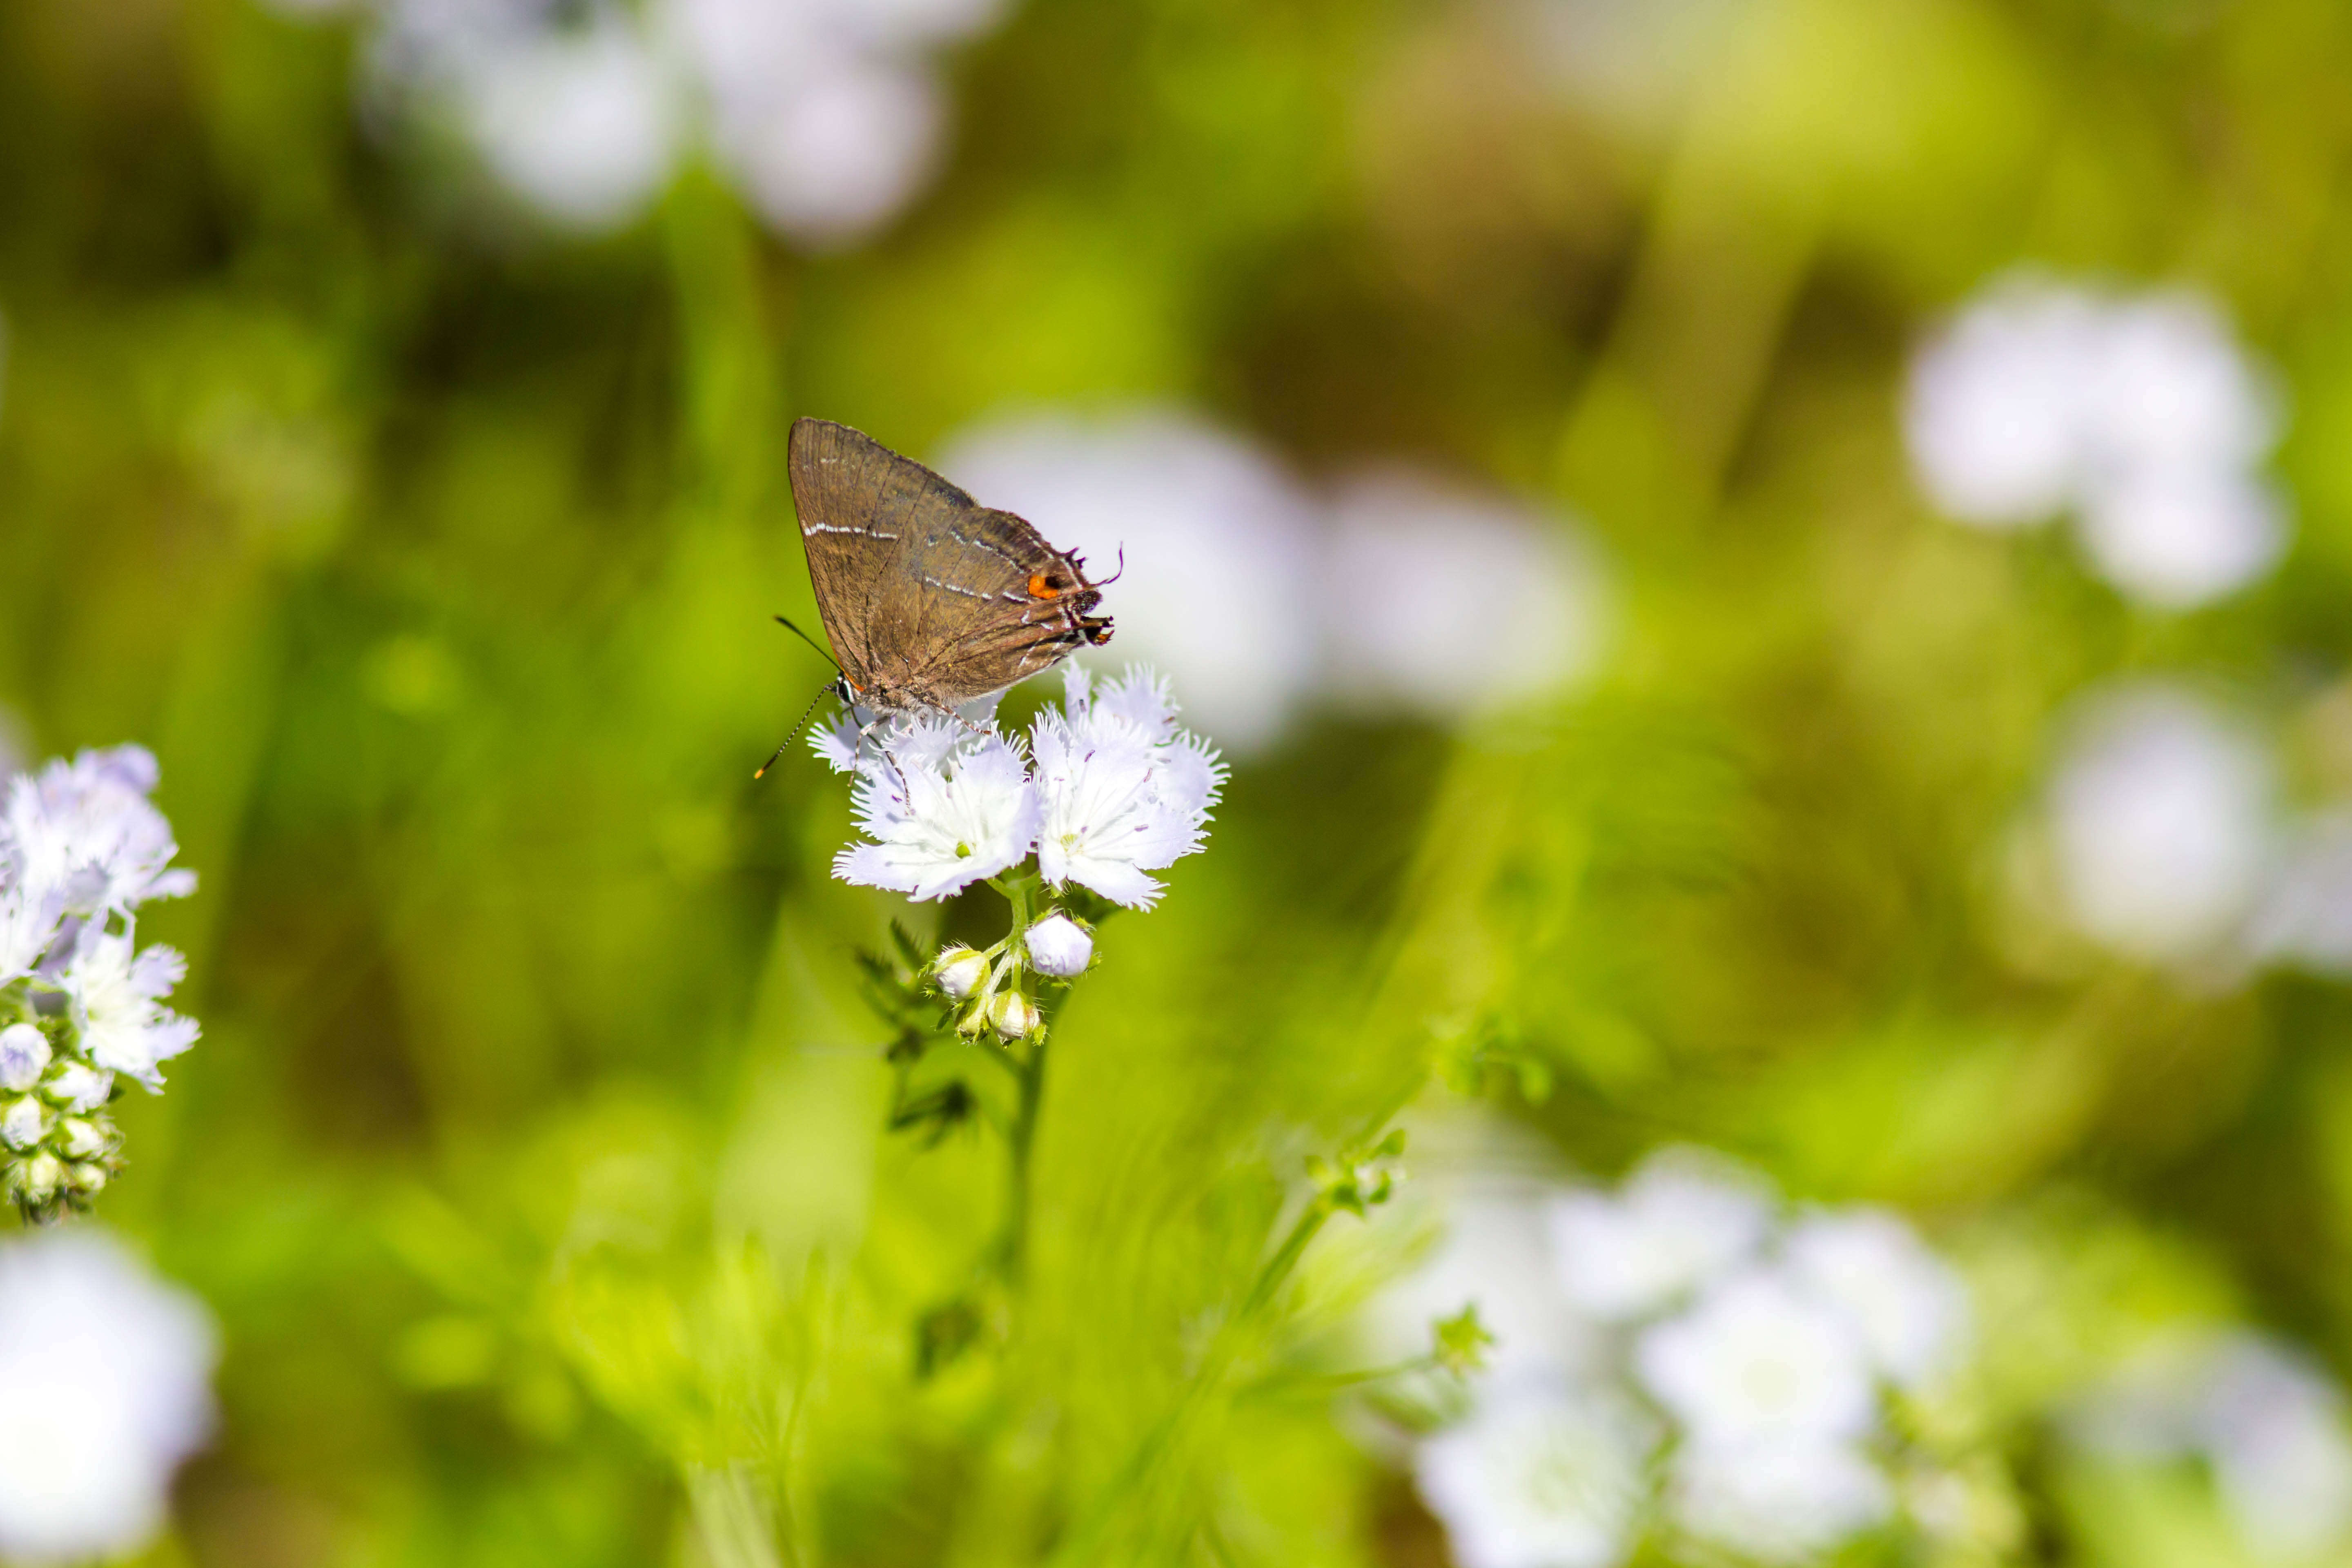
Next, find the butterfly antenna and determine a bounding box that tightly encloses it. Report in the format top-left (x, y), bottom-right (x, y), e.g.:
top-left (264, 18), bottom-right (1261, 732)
top-left (772, 615), bottom-right (842, 672)
top-left (753, 682), bottom-right (838, 782)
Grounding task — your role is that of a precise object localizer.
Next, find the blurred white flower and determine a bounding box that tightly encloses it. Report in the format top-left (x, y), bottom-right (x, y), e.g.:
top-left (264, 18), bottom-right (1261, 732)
top-left (938, 410), bottom-right (1324, 753)
top-left (0, 1022), bottom-right (49, 1093)
top-left (1545, 1145), bottom-right (1773, 1323)
top-left (1369, 1182), bottom-right (1601, 1379)
top-left (0, 1229), bottom-right (216, 1565)
top-left (2045, 686), bottom-right (2275, 963)
top-left (2075, 465), bottom-right (2286, 612)
top-left (832, 726), bottom-right (1040, 902)
top-left (1635, 1268), bottom-right (1878, 1444)
top-left (1783, 1208), bottom-right (1970, 1392)
top-left (64, 931), bottom-right (200, 1090)
top-left (1022, 912), bottom-right (1093, 976)
top-left (314, 0), bottom-right (1009, 246)
top-left (1669, 1437), bottom-right (1893, 1563)
top-left (713, 53), bottom-right (946, 247)
top-left (1905, 274), bottom-right (2287, 608)
top-left (1905, 278), bottom-right (2108, 528)
top-left (2070, 1331), bottom-right (2352, 1561)
top-left (2081, 294), bottom-right (2280, 479)
top-left (1414, 1383), bottom-right (1658, 1568)
top-left (1321, 470), bottom-right (1607, 719)
top-left (456, 15), bottom-right (679, 230)
top-left (1032, 664), bottom-right (1225, 909)
top-left (2246, 811), bottom-right (2352, 974)
top-left (2197, 1336), bottom-right (2352, 1559)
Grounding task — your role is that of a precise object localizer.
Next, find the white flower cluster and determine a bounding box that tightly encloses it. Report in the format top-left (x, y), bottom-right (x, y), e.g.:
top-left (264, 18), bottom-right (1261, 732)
top-left (2069, 1331), bottom-right (2352, 1561)
top-left (1905, 273), bottom-right (2286, 609)
top-left (936, 409), bottom-right (1608, 752)
top-left (818, 664), bottom-right (1225, 910)
top-left (268, 0), bottom-right (1007, 245)
top-left (0, 1229), bottom-right (217, 1565)
top-left (1389, 1147), bottom-right (1972, 1568)
top-left (0, 746), bottom-right (200, 1221)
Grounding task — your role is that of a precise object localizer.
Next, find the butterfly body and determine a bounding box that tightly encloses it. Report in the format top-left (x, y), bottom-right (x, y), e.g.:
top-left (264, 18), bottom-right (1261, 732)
top-left (788, 418), bottom-right (1113, 719)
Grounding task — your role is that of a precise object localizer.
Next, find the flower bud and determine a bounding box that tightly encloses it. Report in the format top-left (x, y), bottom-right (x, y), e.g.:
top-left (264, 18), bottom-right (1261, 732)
top-left (65, 1159), bottom-right (109, 1196)
top-left (986, 990), bottom-right (1039, 1040)
top-left (16, 1151), bottom-right (62, 1204)
top-left (59, 1118), bottom-right (107, 1160)
top-left (1023, 913), bottom-right (1094, 978)
top-left (47, 1062), bottom-right (112, 1112)
top-left (1, 1096), bottom-right (46, 1152)
top-left (0, 1024), bottom-right (49, 1093)
top-left (934, 945), bottom-right (989, 999)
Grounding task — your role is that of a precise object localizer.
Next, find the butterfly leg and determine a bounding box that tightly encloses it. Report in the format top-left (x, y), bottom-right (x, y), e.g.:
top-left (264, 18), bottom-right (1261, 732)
top-left (853, 711), bottom-right (915, 795)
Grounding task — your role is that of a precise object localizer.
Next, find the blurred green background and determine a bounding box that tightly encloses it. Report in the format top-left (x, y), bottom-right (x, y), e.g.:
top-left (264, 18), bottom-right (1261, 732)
top-left (8, 0), bottom-right (2352, 1562)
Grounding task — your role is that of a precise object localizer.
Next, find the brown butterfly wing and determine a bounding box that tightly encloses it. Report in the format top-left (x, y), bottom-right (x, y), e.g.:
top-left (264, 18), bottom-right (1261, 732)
top-left (894, 507), bottom-right (1111, 707)
top-left (788, 416), bottom-right (945, 692)
top-left (787, 417), bottom-right (1111, 712)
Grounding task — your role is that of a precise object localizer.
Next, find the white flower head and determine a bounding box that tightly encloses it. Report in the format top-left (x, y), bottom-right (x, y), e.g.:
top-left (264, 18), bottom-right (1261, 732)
top-left (2081, 292), bottom-right (2280, 479)
top-left (1414, 1382), bottom-right (1659, 1568)
top-left (832, 732), bottom-right (1040, 903)
top-left (1669, 1438), bottom-right (1893, 1564)
top-left (456, 12), bottom-right (679, 230)
top-left (1905, 273), bottom-right (2288, 608)
top-left (1904, 276), bottom-right (2109, 528)
top-left (713, 53), bottom-right (945, 249)
top-left (2076, 464), bottom-right (2287, 611)
top-left (1783, 1208), bottom-right (1971, 1392)
top-left (0, 882), bottom-right (65, 990)
top-left (64, 932), bottom-right (200, 1090)
top-left (2, 745), bottom-right (194, 929)
top-left (1023, 912), bottom-right (1094, 977)
top-left (0, 1024), bottom-right (49, 1094)
top-left (0, 1229), bottom-right (216, 1565)
top-left (1546, 1145), bottom-right (1775, 1323)
top-left (1635, 1267), bottom-right (1879, 1444)
top-left (1031, 664), bottom-right (1226, 910)
top-left (2045, 685), bottom-right (2275, 963)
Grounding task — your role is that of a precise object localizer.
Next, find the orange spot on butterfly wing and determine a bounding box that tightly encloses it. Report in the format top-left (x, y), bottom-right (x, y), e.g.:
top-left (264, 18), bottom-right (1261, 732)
top-left (1027, 572), bottom-right (1062, 600)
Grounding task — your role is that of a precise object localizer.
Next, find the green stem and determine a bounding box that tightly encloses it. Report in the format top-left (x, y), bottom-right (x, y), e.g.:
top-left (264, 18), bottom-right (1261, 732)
top-left (1236, 1196), bottom-right (1334, 1323)
top-left (993, 875), bottom-right (1044, 1287)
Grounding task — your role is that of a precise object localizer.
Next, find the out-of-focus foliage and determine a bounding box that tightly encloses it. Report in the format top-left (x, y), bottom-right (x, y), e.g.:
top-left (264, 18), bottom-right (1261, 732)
top-left (10, 0), bottom-right (2352, 1562)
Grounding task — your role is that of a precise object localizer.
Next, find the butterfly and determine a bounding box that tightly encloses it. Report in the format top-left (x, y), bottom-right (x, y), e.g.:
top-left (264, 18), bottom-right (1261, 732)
top-left (759, 419), bottom-right (1114, 775)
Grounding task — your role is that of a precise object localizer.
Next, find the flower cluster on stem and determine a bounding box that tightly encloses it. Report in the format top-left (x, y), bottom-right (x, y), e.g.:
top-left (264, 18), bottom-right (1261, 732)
top-left (0, 747), bottom-right (199, 1225)
top-left (817, 666), bottom-right (1223, 1358)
